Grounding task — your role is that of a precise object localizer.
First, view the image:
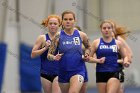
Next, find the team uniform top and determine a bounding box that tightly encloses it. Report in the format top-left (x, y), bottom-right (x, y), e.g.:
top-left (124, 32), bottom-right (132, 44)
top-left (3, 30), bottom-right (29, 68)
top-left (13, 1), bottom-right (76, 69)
top-left (40, 34), bottom-right (59, 75)
top-left (58, 30), bottom-right (86, 71)
top-left (96, 38), bottom-right (119, 72)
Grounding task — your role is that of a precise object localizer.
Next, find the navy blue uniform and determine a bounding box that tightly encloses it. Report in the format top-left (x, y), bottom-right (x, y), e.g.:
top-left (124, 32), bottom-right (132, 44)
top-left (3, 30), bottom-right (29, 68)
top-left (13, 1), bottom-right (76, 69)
top-left (96, 38), bottom-right (121, 82)
top-left (40, 34), bottom-right (59, 82)
top-left (58, 30), bottom-right (86, 83)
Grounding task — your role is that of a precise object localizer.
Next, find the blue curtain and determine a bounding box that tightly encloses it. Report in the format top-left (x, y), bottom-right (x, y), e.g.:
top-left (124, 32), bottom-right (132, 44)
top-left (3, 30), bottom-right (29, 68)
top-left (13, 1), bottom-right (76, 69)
top-left (20, 43), bottom-right (42, 92)
top-left (0, 43), bottom-right (7, 91)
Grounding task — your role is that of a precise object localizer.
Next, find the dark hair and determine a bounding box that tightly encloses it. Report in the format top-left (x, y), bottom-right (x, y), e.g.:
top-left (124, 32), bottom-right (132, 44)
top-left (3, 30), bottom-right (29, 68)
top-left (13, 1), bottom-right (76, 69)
top-left (61, 10), bottom-right (75, 20)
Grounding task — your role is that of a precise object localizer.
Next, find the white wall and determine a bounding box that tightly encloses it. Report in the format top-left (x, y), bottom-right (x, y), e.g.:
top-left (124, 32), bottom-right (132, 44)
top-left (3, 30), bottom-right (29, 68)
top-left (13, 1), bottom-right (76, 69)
top-left (100, 0), bottom-right (140, 30)
top-left (0, 0), bottom-right (7, 42)
top-left (20, 0), bottom-right (49, 45)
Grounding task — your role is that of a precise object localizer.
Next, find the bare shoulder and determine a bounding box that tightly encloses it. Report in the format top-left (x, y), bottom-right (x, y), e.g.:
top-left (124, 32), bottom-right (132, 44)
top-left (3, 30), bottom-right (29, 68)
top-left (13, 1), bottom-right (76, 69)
top-left (79, 31), bottom-right (87, 37)
top-left (92, 38), bottom-right (100, 45)
top-left (117, 36), bottom-right (125, 42)
top-left (37, 35), bottom-right (46, 47)
top-left (35, 35), bottom-right (46, 43)
top-left (115, 39), bottom-right (122, 49)
top-left (38, 35), bottom-right (45, 40)
top-left (92, 38), bottom-right (100, 47)
top-left (115, 39), bottom-right (121, 44)
top-left (79, 31), bottom-right (88, 41)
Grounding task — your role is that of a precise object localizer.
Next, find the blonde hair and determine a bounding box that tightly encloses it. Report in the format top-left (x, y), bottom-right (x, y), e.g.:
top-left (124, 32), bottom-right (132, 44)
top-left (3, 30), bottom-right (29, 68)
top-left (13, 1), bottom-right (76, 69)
top-left (100, 19), bottom-right (115, 34)
top-left (100, 19), bottom-right (129, 40)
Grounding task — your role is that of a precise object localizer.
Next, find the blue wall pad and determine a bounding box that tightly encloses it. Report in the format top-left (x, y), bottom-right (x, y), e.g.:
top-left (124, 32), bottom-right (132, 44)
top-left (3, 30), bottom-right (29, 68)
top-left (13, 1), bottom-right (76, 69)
top-left (20, 43), bottom-right (41, 92)
top-left (0, 43), bottom-right (7, 92)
